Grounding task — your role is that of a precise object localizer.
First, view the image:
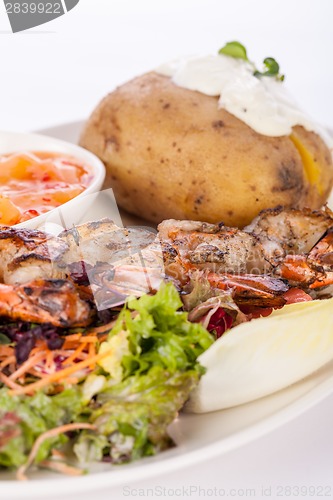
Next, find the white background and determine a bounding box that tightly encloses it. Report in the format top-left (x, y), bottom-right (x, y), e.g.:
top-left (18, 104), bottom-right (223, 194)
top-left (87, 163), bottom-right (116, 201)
top-left (1, 1), bottom-right (333, 499)
top-left (0, 0), bottom-right (333, 131)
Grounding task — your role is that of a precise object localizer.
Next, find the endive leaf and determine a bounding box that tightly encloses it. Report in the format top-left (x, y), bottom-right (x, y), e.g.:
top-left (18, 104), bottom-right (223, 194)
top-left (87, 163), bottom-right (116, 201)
top-left (188, 298), bottom-right (333, 412)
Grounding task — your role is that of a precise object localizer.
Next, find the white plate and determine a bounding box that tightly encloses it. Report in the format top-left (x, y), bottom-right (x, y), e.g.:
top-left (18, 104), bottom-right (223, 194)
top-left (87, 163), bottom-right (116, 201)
top-left (2, 121), bottom-right (333, 500)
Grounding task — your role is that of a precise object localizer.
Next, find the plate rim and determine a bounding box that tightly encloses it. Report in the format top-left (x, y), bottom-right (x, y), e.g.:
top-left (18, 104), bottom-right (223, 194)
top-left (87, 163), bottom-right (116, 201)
top-left (3, 370), bottom-right (333, 498)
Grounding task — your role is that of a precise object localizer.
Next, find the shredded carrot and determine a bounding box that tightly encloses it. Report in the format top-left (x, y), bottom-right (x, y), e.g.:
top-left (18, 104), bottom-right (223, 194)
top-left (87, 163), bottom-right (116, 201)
top-left (53, 349), bottom-right (87, 359)
top-left (9, 351), bottom-right (46, 381)
top-left (63, 343), bottom-right (87, 366)
top-left (0, 372), bottom-right (23, 391)
top-left (0, 346), bottom-right (15, 357)
top-left (88, 342), bottom-right (96, 370)
top-left (87, 319), bottom-right (117, 335)
top-left (16, 423), bottom-right (96, 481)
top-left (62, 333), bottom-right (82, 342)
top-left (0, 355), bottom-right (16, 369)
top-left (25, 346), bottom-right (43, 357)
top-left (62, 335), bottom-right (97, 350)
top-left (88, 342), bottom-right (95, 357)
top-left (45, 350), bottom-right (55, 373)
top-left (10, 350), bottom-right (111, 396)
top-left (25, 368), bottom-right (44, 379)
top-left (79, 335), bottom-right (98, 343)
top-left (0, 319), bottom-right (113, 394)
top-left (62, 341), bottom-right (81, 350)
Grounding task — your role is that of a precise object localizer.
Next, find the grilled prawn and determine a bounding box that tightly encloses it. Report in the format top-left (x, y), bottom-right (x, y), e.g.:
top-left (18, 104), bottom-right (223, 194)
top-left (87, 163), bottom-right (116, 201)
top-left (244, 206), bottom-right (333, 266)
top-left (158, 219), bottom-right (266, 278)
top-left (0, 220), bottom-right (164, 323)
top-left (158, 206), bottom-right (333, 301)
top-left (0, 279), bottom-right (91, 327)
top-left (0, 206), bottom-right (331, 326)
top-left (276, 229), bottom-right (333, 291)
top-left (0, 227), bottom-right (67, 285)
top-left (245, 206), bottom-right (333, 292)
top-left (158, 219), bottom-right (289, 306)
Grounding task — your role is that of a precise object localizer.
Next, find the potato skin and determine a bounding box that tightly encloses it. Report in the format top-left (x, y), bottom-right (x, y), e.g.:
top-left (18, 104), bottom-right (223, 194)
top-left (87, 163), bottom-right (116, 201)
top-left (80, 72), bottom-right (333, 227)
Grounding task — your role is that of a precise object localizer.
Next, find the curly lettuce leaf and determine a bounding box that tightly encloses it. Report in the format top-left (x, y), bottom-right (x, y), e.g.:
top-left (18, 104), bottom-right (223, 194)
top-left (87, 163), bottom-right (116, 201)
top-left (99, 282), bottom-right (213, 379)
top-left (75, 368), bottom-right (199, 463)
top-left (76, 283), bottom-right (213, 464)
top-left (0, 387), bottom-right (84, 468)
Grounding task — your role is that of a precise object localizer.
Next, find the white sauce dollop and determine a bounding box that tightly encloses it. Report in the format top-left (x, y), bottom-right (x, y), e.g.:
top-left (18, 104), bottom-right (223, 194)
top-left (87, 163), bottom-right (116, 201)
top-left (156, 54), bottom-right (332, 147)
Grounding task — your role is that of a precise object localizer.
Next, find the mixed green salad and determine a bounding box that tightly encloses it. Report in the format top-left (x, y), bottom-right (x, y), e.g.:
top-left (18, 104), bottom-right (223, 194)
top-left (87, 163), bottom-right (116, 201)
top-left (0, 284), bottom-right (213, 479)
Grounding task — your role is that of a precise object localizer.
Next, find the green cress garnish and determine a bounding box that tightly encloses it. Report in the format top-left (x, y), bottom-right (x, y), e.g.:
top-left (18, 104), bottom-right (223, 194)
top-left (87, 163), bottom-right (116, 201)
top-left (218, 41), bottom-right (248, 61)
top-left (218, 42), bottom-right (285, 81)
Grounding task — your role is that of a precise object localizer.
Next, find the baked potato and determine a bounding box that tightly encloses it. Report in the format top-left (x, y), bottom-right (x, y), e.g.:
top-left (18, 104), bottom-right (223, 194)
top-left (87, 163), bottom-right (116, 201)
top-left (80, 72), bottom-right (333, 227)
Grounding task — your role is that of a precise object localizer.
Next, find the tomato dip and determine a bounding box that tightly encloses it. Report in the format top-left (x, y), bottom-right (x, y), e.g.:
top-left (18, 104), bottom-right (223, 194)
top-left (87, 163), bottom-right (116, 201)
top-left (0, 151), bottom-right (93, 224)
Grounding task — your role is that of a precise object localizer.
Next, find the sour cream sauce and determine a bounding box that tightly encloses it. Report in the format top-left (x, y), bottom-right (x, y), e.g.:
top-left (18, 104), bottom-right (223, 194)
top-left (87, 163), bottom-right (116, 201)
top-left (156, 54), bottom-right (332, 147)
